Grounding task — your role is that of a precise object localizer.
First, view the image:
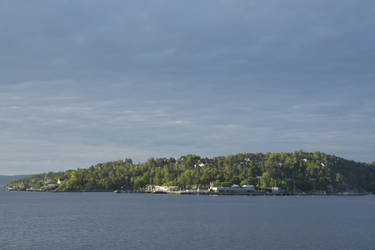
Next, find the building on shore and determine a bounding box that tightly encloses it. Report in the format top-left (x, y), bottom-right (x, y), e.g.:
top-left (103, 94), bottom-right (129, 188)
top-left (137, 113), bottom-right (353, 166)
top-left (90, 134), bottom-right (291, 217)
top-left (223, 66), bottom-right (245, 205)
top-left (209, 183), bottom-right (255, 194)
top-left (146, 185), bottom-right (180, 192)
top-left (266, 186), bottom-right (283, 194)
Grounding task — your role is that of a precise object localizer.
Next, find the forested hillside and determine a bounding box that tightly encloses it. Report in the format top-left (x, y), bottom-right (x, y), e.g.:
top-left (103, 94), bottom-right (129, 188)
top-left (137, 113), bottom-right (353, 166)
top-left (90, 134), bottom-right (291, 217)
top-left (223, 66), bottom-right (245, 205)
top-left (8, 151), bottom-right (375, 193)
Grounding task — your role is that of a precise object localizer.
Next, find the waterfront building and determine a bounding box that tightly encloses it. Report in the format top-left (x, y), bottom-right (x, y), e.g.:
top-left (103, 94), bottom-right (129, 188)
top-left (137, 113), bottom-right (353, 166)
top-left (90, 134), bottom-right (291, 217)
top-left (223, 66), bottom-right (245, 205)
top-left (146, 185), bottom-right (180, 192)
top-left (209, 183), bottom-right (255, 194)
top-left (266, 187), bottom-right (283, 194)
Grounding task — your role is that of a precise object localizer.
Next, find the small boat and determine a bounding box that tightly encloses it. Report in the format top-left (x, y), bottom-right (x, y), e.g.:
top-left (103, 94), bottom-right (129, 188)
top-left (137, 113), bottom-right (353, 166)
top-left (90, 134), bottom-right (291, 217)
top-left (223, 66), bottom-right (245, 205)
top-left (113, 189), bottom-right (121, 194)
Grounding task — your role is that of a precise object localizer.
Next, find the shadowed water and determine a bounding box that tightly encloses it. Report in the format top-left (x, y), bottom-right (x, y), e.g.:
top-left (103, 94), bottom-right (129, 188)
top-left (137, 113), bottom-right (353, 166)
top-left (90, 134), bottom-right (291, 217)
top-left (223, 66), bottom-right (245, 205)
top-left (1, 192), bottom-right (374, 250)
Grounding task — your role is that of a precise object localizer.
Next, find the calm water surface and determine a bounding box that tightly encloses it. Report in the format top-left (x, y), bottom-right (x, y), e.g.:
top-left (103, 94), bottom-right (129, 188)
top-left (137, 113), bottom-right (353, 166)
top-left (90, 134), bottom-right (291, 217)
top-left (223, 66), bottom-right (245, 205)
top-left (0, 192), bottom-right (374, 250)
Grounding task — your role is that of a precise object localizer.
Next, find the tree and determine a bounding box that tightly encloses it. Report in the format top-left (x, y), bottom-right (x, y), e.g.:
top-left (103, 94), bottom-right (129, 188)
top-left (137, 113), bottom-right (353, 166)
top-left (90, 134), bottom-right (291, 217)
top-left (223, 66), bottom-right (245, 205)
top-left (260, 172), bottom-right (271, 191)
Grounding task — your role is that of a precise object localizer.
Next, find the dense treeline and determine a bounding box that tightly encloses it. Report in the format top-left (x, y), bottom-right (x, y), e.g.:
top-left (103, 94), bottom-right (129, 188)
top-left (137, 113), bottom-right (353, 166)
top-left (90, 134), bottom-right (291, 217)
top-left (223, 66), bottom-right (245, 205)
top-left (8, 151), bottom-right (375, 193)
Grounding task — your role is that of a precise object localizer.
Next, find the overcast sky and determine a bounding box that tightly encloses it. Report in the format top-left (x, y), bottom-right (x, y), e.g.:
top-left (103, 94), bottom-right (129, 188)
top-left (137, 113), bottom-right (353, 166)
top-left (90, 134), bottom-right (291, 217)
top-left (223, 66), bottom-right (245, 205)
top-left (0, 0), bottom-right (374, 174)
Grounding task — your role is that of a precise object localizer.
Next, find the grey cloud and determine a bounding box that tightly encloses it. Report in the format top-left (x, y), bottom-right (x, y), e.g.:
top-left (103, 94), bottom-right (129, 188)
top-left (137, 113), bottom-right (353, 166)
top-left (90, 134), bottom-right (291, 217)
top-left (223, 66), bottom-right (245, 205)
top-left (0, 1), bottom-right (375, 174)
top-left (1, 1), bottom-right (374, 83)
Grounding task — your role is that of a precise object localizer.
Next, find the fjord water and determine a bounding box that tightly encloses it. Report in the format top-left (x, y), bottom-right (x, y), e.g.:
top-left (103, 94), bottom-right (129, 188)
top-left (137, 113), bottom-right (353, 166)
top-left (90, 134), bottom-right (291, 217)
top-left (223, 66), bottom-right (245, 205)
top-left (1, 193), bottom-right (374, 250)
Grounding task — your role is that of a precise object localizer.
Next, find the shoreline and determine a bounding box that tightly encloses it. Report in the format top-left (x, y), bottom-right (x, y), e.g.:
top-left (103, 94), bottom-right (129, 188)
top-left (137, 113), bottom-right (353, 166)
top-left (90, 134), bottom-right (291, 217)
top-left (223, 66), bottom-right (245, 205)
top-left (5, 189), bottom-right (370, 196)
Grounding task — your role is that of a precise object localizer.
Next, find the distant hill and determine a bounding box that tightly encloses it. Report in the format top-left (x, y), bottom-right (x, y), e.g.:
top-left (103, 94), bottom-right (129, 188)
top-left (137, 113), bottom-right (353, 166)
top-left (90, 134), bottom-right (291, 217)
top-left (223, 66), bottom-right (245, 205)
top-left (0, 175), bottom-right (29, 185)
top-left (7, 151), bottom-right (375, 194)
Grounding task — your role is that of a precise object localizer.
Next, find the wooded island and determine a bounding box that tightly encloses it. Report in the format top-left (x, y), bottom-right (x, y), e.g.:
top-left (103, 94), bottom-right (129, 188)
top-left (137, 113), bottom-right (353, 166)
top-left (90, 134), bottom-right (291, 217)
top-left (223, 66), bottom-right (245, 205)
top-left (7, 151), bottom-right (375, 194)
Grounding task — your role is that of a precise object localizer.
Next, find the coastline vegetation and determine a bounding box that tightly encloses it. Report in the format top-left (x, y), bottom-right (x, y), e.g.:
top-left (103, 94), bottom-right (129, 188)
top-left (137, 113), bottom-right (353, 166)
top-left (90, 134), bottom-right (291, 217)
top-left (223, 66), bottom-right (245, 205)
top-left (7, 151), bottom-right (375, 194)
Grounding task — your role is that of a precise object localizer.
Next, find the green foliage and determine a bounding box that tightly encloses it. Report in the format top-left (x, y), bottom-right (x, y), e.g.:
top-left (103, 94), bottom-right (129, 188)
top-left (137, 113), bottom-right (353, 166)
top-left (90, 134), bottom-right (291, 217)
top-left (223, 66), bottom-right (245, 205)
top-left (7, 151), bottom-right (375, 193)
top-left (33, 181), bottom-right (43, 189)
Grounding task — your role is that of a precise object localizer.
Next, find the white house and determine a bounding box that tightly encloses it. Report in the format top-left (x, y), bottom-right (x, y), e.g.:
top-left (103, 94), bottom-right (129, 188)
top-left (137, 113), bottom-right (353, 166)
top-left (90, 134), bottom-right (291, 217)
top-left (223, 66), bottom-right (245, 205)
top-left (57, 178), bottom-right (67, 185)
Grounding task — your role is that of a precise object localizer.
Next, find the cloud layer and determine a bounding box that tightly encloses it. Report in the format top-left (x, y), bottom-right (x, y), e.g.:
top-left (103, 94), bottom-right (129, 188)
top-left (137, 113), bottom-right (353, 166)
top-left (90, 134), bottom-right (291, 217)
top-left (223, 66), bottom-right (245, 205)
top-left (0, 1), bottom-right (374, 174)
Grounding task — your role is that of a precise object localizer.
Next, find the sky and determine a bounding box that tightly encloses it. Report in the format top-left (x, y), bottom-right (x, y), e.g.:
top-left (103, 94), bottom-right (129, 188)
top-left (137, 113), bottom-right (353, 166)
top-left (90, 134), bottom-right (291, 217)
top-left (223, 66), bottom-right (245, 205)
top-left (0, 0), bottom-right (374, 175)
